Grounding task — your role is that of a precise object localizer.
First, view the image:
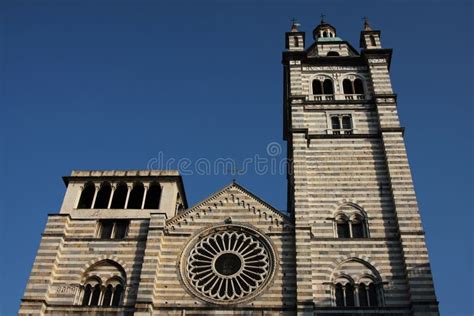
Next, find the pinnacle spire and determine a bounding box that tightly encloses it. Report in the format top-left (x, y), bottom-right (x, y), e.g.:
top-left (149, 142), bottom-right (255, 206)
top-left (363, 17), bottom-right (372, 31)
top-left (290, 18), bottom-right (300, 32)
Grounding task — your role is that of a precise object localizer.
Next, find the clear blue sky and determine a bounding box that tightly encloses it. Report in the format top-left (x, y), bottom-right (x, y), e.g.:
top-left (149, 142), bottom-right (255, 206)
top-left (1, 0), bottom-right (472, 314)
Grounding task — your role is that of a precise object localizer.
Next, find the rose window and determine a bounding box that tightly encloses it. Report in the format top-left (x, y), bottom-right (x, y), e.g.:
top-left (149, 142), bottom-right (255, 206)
top-left (180, 225), bottom-right (275, 304)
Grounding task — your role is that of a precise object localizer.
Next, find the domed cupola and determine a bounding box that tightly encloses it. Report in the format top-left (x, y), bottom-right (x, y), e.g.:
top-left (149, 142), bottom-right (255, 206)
top-left (313, 16), bottom-right (338, 40)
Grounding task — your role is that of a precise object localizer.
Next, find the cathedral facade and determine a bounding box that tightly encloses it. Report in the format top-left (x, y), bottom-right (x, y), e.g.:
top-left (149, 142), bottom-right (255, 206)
top-left (20, 19), bottom-right (439, 315)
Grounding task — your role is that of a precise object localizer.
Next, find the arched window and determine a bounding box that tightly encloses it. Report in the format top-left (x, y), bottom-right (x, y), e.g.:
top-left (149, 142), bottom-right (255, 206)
top-left (343, 79), bottom-right (354, 94)
top-left (312, 79), bottom-right (323, 95)
top-left (293, 36), bottom-right (299, 47)
top-left (354, 78), bottom-right (364, 94)
top-left (144, 183), bottom-right (161, 209)
top-left (368, 283), bottom-right (378, 306)
top-left (336, 217), bottom-right (350, 238)
top-left (94, 182), bottom-right (111, 209)
top-left (345, 283), bottom-right (355, 306)
top-left (330, 115), bottom-right (353, 135)
top-left (331, 116), bottom-right (341, 130)
top-left (370, 35), bottom-right (376, 47)
top-left (111, 183), bottom-right (127, 209)
top-left (358, 283), bottom-right (368, 306)
top-left (334, 204), bottom-right (369, 238)
top-left (351, 216), bottom-right (365, 238)
top-left (102, 284), bottom-right (113, 306)
top-left (327, 51), bottom-right (340, 56)
top-left (77, 183), bottom-right (95, 209)
top-left (90, 284), bottom-right (101, 306)
top-left (127, 183), bottom-right (144, 209)
top-left (323, 31), bottom-right (327, 37)
top-left (79, 260), bottom-right (126, 307)
top-left (335, 283), bottom-right (344, 306)
top-left (342, 115), bottom-right (352, 130)
top-left (323, 79), bottom-right (334, 94)
top-left (112, 284), bottom-right (123, 307)
top-left (81, 284), bottom-right (92, 306)
top-left (332, 260), bottom-right (383, 308)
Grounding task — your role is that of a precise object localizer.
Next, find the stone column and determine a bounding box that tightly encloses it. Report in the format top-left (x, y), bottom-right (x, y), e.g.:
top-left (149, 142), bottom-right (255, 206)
top-left (141, 184), bottom-right (149, 210)
top-left (124, 185), bottom-right (132, 209)
top-left (107, 184), bottom-right (116, 209)
top-left (91, 183), bottom-right (100, 209)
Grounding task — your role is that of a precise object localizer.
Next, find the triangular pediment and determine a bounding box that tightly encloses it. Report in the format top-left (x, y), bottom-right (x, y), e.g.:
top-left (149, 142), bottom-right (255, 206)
top-left (166, 182), bottom-right (293, 234)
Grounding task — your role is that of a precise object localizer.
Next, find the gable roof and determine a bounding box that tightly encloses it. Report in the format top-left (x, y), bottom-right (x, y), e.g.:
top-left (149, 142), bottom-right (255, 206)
top-left (166, 181), bottom-right (292, 228)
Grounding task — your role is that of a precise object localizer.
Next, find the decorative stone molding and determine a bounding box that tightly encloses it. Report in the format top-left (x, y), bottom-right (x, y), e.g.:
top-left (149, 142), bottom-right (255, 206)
top-left (166, 183), bottom-right (292, 231)
top-left (329, 256), bottom-right (383, 283)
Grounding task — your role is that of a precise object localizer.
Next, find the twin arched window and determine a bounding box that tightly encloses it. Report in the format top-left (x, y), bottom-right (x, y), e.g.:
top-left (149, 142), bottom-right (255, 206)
top-left (77, 181), bottom-right (162, 210)
top-left (331, 115), bottom-right (353, 135)
top-left (336, 214), bottom-right (367, 238)
top-left (343, 78), bottom-right (365, 95)
top-left (332, 259), bottom-right (383, 308)
top-left (334, 204), bottom-right (368, 238)
top-left (80, 260), bottom-right (126, 308)
top-left (312, 79), bottom-right (334, 95)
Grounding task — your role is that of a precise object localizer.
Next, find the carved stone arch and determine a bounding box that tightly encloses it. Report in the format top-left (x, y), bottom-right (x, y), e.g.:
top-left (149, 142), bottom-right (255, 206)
top-left (83, 275), bottom-right (102, 285)
top-left (105, 275), bottom-right (125, 287)
top-left (341, 73), bottom-right (365, 81)
top-left (333, 211), bottom-right (349, 221)
top-left (329, 256), bottom-right (383, 284)
top-left (332, 273), bottom-right (355, 285)
top-left (333, 200), bottom-right (369, 219)
top-left (80, 256), bottom-right (128, 284)
top-left (355, 273), bottom-right (379, 285)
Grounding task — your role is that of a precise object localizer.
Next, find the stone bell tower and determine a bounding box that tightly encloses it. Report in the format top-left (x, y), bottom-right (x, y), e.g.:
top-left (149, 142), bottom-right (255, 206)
top-left (283, 18), bottom-right (439, 315)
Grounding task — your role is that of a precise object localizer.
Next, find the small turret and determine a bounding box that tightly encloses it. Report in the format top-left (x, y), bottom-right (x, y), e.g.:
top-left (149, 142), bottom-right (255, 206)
top-left (285, 19), bottom-right (305, 51)
top-left (360, 17), bottom-right (382, 49)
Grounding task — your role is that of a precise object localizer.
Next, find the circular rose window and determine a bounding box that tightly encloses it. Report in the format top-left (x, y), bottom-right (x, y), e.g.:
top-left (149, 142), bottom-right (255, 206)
top-left (180, 225), bottom-right (276, 305)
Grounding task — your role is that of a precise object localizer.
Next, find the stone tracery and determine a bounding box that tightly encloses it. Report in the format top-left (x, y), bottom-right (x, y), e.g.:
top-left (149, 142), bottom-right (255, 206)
top-left (181, 225), bottom-right (275, 304)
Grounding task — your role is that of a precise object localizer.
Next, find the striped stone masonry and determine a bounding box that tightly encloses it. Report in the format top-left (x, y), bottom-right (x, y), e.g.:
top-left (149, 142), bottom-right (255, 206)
top-left (20, 19), bottom-right (438, 316)
top-left (283, 21), bottom-right (439, 316)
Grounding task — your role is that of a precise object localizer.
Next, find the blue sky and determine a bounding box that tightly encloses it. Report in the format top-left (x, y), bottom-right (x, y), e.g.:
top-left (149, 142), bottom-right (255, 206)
top-left (1, 0), bottom-right (472, 314)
